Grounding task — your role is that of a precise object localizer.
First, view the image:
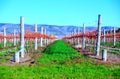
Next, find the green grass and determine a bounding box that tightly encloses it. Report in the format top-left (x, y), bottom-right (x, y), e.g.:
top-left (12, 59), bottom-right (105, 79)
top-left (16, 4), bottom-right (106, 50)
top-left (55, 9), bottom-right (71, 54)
top-left (0, 41), bottom-right (14, 48)
top-left (6, 41), bottom-right (14, 47)
top-left (0, 47), bottom-right (19, 57)
top-left (100, 41), bottom-right (120, 48)
top-left (115, 41), bottom-right (120, 48)
top-left (43, 40), bottom-right (78, 54)
top-left (0, 42), bottom-right (4, 48)
top-left (0, 64), bottom-right (120, 79)
top-left (101, 41), bottom-right (113, 47)
top-left (86, 40), bottom-right (120, 55)
top-left (100, 41), bottom-right (120, 55)
top-left (0, 40), bottom-right (120, 79)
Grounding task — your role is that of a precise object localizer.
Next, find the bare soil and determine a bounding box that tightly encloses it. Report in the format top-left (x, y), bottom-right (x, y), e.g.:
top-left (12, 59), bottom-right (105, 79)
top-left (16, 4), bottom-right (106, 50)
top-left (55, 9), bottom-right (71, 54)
top-left (77, 47), bottom-right (120, 64)
top-left (0, 47), bottom-right (44, 66)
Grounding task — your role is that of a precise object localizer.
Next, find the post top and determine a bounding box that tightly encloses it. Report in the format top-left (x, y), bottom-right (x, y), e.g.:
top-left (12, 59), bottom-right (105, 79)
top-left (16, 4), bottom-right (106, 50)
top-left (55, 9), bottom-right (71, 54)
top-left (98, 14), bottom-right (101, 17)
top-left (20, 16), bottom-right (24, 18)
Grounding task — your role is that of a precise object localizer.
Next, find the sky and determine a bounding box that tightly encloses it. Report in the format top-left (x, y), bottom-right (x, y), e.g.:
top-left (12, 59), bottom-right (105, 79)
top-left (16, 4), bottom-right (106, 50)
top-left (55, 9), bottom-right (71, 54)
top-left (0, 0), bottom-right (120, 26)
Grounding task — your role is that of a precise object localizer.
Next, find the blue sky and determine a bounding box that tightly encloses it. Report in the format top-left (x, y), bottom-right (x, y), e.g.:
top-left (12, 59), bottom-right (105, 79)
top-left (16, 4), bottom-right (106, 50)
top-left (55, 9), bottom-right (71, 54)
top-left (0, 0), bottom-right (120, 26)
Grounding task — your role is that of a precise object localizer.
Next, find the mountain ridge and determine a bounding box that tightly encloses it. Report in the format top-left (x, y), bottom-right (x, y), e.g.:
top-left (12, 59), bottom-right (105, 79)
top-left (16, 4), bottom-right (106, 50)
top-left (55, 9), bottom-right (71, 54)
top-left (0, 23), bottom-right (119, 39)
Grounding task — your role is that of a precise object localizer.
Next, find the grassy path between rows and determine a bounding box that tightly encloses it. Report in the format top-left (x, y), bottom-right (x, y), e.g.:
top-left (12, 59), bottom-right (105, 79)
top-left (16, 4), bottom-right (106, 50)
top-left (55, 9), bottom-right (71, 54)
top-left (0, 40), bottom-right (120, 79)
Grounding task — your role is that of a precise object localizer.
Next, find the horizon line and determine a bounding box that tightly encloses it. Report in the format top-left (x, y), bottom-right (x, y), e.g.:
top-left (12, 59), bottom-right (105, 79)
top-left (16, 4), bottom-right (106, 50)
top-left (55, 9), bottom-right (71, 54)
top-left (0, 23), bottom-right (119, 27)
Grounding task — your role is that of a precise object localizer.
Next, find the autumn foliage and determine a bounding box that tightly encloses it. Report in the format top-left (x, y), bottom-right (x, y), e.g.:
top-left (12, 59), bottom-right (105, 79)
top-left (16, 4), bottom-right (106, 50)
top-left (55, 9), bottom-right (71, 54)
top-left (0, 30), bottom-right (57, 40)
top-left (63, 30), bottom-right (120, 39)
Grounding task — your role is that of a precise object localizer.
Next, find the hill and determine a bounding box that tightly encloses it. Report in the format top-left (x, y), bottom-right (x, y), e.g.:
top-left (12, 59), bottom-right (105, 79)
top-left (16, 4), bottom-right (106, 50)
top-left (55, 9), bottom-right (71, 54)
top-left (0, 23), bottom-right (119, 39)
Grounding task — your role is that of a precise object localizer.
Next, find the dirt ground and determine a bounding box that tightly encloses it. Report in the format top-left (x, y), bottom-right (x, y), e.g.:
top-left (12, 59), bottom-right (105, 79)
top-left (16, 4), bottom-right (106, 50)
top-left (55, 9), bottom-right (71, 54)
top-left (0, 47), bottom-right (44, 66)
top-left (77, 47), bottom-right (120, 64)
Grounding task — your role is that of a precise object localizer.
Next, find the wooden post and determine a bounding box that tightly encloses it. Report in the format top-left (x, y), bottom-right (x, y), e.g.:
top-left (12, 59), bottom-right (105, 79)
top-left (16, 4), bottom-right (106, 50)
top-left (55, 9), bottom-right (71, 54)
top-left (82, 24), bottom-right (85, 49)
top-left (102, 49), bottom-right (107, 61)
top-left (40, 27), bottom-right (43, 47)
top-left (96, 14), bottom-right (102, 56)
top-left (110, 28), bottom-right (112, 42)
top-left (71, 32), bottom-right (72, 44)
top-left (20, 16), bottom-right (25, 58)
top-left (4, 27), bottom-right (6, 48)
top-left (14, 51), bottom-right (20, 63)
top-left (44, 28), bottom-right (47, 45)
top-left (74, 29), bottom-right (77, 45)
top-left (14, 29), bottom-right (17, 46)
top-left (47, 31), bottom-right (49, 45)
top-left (34, 24), bottom-right (38, 50)
top-left (103, 29), bottom-right (106, 43)
top-left (49, 32), bottom-right (51, 44)
top-left (16, 30), bottom-right (19, 46)
top-left (72, 32), bottom-right (74, 45)
top-left (77, 27), bottom-right (80, 45)
top-left (113, 27), bottom-right (116, 47)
